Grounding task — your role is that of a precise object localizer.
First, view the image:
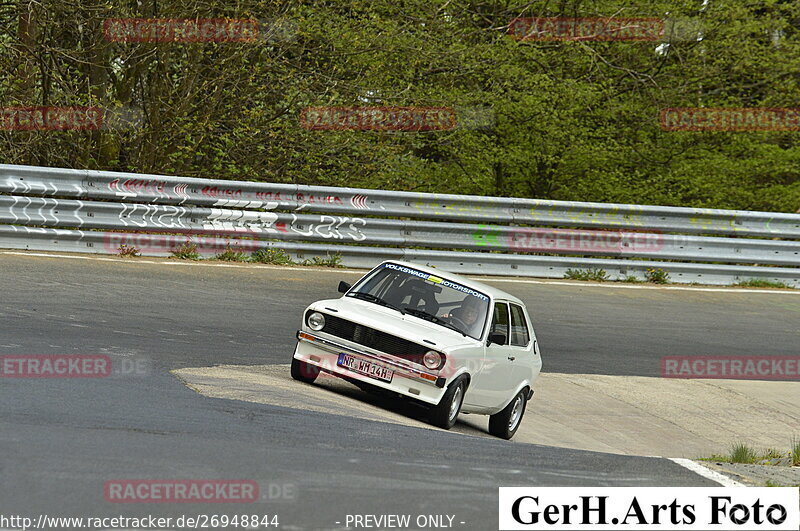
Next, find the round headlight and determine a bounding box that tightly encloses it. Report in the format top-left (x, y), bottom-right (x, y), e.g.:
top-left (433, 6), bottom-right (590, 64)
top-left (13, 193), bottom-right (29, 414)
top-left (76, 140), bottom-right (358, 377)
top-left (307, 312), bottom-right (326, 331)
top-left (423, 350), bottom-right (443, 370)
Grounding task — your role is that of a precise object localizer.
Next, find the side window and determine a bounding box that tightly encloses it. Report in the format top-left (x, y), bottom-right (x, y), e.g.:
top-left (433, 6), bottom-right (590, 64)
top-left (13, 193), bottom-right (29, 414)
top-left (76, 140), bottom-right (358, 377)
top-left (509, 304), bottom-right (531, 347)
top-left (491, 302), bottom-right (509, 345)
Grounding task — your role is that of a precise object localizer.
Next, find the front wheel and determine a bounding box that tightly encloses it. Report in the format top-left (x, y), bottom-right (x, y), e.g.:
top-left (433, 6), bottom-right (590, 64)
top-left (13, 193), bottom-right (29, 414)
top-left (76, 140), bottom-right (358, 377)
top-left (429, 376), bottom-right (467, 430)
top-left (290, 356), bottom-right (319, 384)
top-left (489, 389), bottom-right (527, 440)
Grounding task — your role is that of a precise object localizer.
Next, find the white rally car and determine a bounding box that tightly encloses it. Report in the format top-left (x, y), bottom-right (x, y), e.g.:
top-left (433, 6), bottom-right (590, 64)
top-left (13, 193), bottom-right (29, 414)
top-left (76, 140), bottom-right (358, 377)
top-left (291, 260), bottom-right (542, 439)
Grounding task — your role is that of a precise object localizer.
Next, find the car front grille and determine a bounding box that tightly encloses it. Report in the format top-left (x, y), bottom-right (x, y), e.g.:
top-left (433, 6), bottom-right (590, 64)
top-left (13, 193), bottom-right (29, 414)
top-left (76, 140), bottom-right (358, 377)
top-left (308, 311), bottom-right (429, 362)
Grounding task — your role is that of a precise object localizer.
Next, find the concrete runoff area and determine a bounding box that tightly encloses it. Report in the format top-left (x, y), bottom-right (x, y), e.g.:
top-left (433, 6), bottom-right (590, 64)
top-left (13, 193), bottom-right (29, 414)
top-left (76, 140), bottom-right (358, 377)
top-left (173, 364), bottom-right (800, 459)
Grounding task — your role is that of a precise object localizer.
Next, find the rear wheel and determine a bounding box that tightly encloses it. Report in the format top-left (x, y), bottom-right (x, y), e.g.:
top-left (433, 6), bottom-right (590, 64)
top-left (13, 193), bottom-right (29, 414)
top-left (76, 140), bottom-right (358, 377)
top-left (489, 389), bottom-right (527, 440)
top-left (290, 356), bottom-right (319, 384)
top-left (429, 376), bottom-right (467, 429)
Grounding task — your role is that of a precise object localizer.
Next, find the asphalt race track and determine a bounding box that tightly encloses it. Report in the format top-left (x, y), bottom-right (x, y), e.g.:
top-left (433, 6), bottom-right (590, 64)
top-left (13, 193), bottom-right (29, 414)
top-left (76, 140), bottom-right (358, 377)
top-left (2, 252), bottom-right (798, 530)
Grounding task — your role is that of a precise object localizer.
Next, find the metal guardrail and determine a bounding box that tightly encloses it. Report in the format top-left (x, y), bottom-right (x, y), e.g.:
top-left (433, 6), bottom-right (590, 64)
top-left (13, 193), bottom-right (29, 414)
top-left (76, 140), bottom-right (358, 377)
top-left (3, 225), bottom-right (800, 287)
top-left (2, 194), bottom-right (800, 266)
top-left (3, 164), bottom-right (800, 237)
top-left (1, 164), bottom-right (799, 286)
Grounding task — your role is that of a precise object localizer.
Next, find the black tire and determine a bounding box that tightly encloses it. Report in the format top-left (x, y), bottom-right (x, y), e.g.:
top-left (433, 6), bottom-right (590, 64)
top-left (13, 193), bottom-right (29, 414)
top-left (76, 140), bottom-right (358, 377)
top-left (489, 389), bottom-right (527, 440)
top-left (429, 376), bottom-right (467, 429)
top-left (290, 356), bottom-right (319, 384)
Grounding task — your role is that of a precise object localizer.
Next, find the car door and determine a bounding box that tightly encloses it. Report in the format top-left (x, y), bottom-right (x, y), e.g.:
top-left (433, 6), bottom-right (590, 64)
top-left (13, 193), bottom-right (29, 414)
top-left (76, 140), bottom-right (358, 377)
top-left (508, 303), bottom-right (537, 386)
top-left (467, 301), bottom-right (517, 410)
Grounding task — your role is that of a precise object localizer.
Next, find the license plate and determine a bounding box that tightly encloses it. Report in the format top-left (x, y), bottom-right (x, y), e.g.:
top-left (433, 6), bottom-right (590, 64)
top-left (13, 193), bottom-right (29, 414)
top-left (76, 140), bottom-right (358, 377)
top-left (337, 353), bottom-right (394, 383)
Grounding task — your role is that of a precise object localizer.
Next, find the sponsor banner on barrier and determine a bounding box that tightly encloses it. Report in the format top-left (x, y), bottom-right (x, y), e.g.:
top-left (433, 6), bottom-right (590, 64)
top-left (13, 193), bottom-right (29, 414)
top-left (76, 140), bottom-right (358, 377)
top-left (499, 487), bottom-right (799, 530)
top-left (661, 356), bottom-right (800, 380)
top-left (102, 18), bottom-right (296, 43)
top-left (660, 108), bottom-right (800, 132)
top-left (508, 17), bottom-right (665, 42)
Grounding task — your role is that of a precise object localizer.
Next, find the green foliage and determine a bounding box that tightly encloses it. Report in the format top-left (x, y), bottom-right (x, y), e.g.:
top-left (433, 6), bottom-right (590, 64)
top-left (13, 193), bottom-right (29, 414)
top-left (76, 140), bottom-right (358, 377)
top-left (564, 268), bottom-right (609, 282)
top-left (250, 248), bottom-right (295, 265)
top-left (729, 442), bottom-right (758, 464)
top-left (301, 253), bottom-right (343, 268)
top-left (117, 244), bottom-right (141, 258)
top-left (170, 240), bottom-right (201, 260)
top-left (736, 279), bottom-right (794, 289)
top-left (704, 438), bottom-right (800, 466)
top-left (1, 1), bottom-right (799, 211)
top-left (645, 268), bottom-right (670, 284)
top-left (214, 244), bottom-right (248, 262)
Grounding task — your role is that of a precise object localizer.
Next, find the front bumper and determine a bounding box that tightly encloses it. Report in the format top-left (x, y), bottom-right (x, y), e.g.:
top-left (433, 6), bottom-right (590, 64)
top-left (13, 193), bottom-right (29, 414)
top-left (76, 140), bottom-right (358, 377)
top-left (294, 330), bottom-right (447, 405)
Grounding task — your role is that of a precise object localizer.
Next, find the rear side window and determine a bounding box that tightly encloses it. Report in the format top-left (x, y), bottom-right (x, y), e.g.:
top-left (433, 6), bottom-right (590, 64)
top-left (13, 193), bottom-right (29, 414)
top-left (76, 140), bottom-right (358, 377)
top-left (509, 304), bottom-right (530, 347)
top-left (491, 302), bottom-right (509, 345)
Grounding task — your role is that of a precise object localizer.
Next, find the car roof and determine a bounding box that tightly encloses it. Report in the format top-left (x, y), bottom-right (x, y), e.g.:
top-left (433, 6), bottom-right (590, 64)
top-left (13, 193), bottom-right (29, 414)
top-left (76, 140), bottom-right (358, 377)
top-left (380, 260), bottom-right (525, 305)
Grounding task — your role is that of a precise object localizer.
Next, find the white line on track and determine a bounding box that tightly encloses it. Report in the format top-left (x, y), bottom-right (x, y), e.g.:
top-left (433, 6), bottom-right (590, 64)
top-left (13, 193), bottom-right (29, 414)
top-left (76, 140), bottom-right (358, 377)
top-left (480, 277), bottom-right (800, 295)
top-left (2, 250), bottom-right (798, 295)
top-left (668, 458), bottom-right (746, 487)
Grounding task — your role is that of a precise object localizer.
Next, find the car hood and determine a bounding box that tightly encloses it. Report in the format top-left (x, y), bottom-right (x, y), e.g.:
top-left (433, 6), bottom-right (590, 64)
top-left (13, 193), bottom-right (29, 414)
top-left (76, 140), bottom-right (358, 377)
top-left (309, 297), bottom-right (480, 351)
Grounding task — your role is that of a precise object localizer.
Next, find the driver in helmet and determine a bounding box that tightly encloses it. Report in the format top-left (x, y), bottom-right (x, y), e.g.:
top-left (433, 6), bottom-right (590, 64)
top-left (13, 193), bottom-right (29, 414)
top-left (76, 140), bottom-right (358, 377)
top-left (441, 296), bottom-right (482, 333)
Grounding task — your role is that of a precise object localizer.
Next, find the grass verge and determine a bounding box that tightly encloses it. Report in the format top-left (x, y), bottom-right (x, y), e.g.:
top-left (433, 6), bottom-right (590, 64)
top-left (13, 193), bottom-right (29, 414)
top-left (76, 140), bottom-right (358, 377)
top-left (170, 240), bottom-right (201, 260)
top-left (117, 244), bottom-right (141, 258)
top-left (250, 249), bottom-right (295, 265)
top-left (214, 245), bottom-right (249, 262)
top-left (564, 268), bottom-right (609, 282)
top-left (735, 279), bottom-right (794, 289)
top-left (701, 439), bottom-right (800, 466)
top-left (168, 244), bottom-right (343, 269)
top-left (300, 253), bottom-right (343, 268)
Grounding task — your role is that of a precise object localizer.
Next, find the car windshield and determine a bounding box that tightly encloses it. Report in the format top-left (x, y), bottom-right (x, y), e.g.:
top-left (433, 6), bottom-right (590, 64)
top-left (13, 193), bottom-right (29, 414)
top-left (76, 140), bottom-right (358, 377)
top-left (348, 263), bottom-right (490, 340)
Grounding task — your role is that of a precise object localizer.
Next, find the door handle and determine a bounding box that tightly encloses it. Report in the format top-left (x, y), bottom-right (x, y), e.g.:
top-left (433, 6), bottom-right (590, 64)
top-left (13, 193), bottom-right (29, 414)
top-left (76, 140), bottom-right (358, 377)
top-left (508, 356), bottom-right (516, 361)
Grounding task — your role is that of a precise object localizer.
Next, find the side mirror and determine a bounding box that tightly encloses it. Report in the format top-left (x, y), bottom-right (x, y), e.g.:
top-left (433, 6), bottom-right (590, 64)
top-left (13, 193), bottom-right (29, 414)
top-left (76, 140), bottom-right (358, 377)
top-left (337, 281), bottom-right (352, 294)
top-left (487, 332), bottom-right (506, 346)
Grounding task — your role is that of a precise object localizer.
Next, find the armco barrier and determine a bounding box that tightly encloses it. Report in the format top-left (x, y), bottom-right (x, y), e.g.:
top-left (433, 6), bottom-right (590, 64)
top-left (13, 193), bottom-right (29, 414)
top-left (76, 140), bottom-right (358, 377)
top-left (1, 164), bottom-right (799, 286)
top-left (3, 164), bottom-right (800, 237)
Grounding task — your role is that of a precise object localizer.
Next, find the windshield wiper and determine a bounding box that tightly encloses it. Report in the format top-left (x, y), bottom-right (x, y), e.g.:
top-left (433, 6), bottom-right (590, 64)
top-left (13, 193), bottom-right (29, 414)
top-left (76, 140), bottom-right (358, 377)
top-left (348, 291), bottom-right (405, 314)
top-left (403, 308), bottom-right (468, 337)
